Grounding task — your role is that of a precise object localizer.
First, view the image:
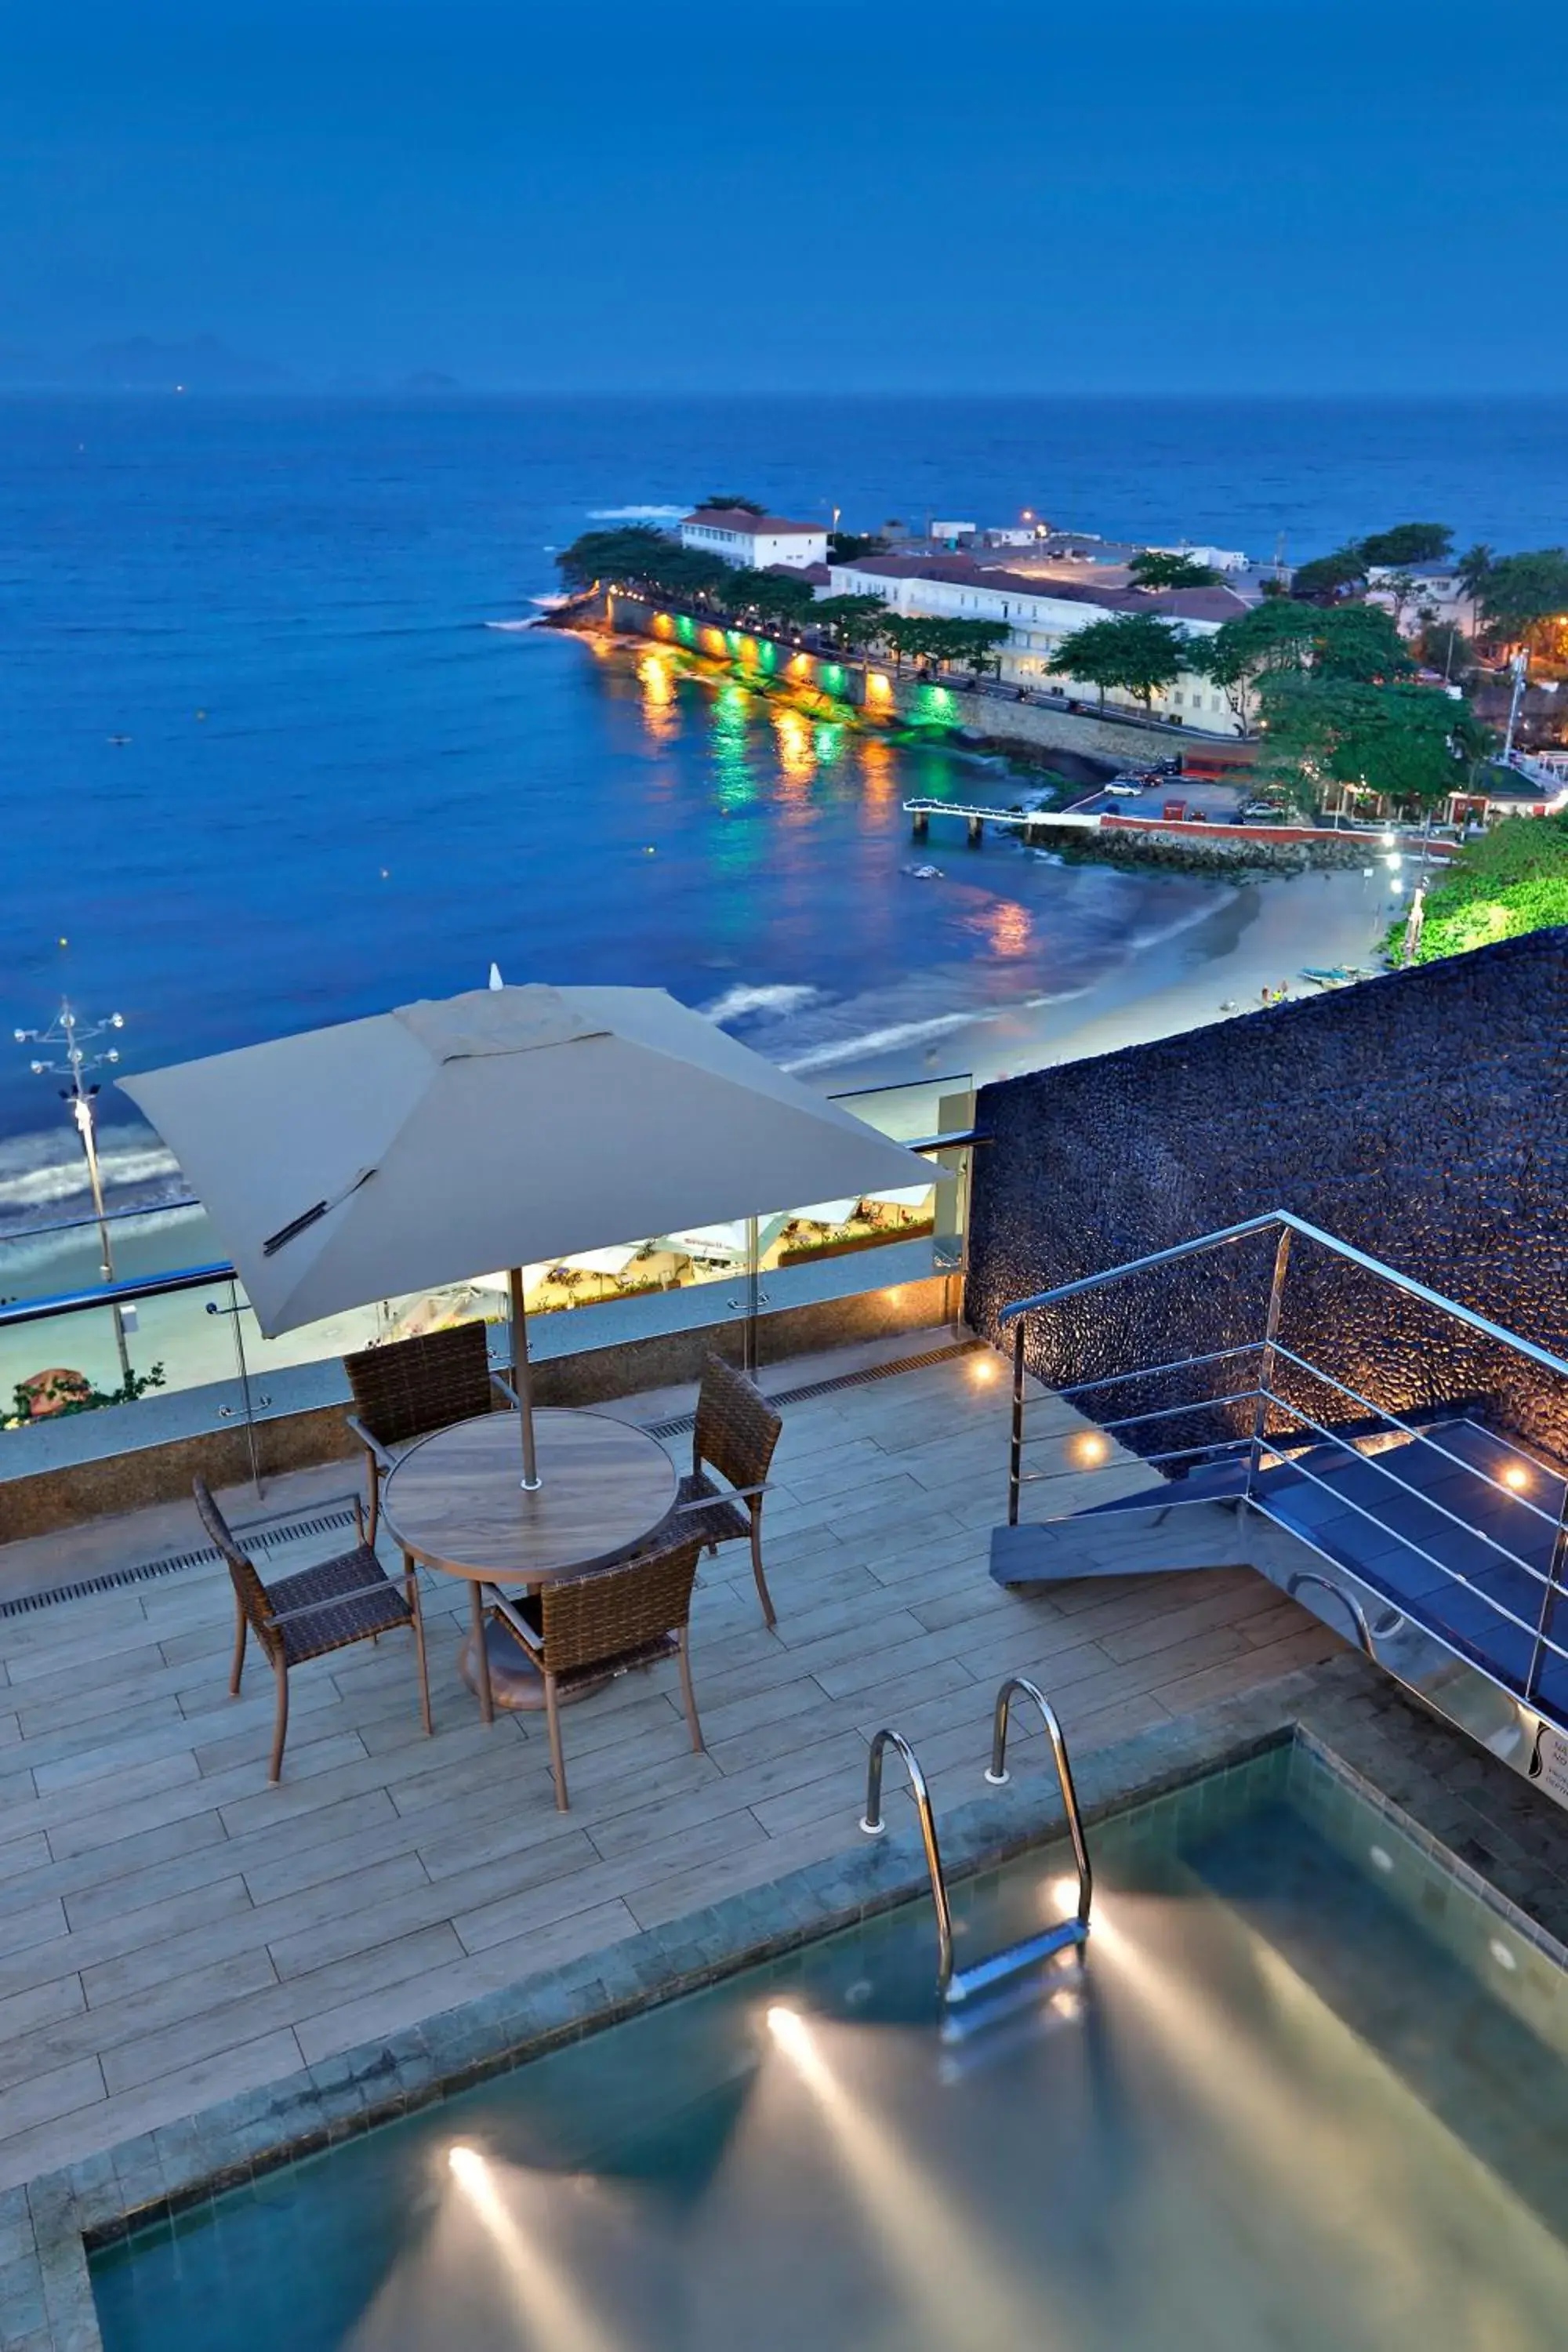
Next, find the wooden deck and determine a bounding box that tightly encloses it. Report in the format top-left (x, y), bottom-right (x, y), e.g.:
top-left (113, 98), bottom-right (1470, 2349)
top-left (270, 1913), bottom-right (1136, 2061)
top-left (0, 1337), bottom-right (1339, 2193)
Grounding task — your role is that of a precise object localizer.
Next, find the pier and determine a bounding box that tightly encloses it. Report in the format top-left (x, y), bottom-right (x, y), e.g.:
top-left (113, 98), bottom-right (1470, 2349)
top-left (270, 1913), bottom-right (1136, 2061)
top-left (904, 798), bottom-right (1102, 844)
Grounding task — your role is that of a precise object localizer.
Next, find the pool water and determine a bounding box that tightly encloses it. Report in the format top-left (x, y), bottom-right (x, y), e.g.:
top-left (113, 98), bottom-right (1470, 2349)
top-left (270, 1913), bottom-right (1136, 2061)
top-left (91, 1743), bottom-right (1568, 2351)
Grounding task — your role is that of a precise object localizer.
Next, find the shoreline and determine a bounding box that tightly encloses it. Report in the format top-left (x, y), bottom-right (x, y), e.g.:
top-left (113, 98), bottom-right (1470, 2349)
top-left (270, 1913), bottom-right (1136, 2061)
top-left (0, 871), bottom-right (1398, 1261)
top-left (799, 864), bottom-right (1398, 1099)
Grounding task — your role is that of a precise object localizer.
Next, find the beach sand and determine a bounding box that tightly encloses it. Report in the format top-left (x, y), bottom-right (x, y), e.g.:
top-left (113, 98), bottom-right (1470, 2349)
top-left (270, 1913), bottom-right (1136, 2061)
top-left (822, 864), bottom-right (1399, 1098)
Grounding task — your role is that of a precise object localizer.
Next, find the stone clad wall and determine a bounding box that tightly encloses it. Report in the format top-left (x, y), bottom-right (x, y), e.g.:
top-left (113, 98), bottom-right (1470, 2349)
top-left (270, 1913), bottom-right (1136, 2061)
top-left (964, 928), bottom-right (1568, 1460)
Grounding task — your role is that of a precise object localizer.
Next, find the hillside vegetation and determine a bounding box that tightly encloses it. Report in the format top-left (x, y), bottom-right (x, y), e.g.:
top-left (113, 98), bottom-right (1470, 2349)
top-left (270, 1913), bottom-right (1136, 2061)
top-left (1388, 815), bottom-right (1568, 965)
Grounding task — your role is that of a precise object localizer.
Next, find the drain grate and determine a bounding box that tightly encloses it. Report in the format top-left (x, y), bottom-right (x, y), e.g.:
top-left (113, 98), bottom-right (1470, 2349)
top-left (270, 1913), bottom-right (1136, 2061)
top-left (641, 1338), bottom-right (980, 1439)
top-left (0, 1503), bottom-right (360, 1620)
top-left (5, 1342), bottom-right (984, 1619)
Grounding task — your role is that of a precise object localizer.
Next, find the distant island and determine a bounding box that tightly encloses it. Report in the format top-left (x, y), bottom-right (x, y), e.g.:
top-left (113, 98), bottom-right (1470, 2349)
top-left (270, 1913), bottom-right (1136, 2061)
top-left (0, 340), bottom-right (464, 394)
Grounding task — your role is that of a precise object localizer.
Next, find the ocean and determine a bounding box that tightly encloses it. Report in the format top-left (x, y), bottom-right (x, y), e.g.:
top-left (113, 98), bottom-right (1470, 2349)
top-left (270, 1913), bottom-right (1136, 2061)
top-left (4, 392), bottom-right (1566, 1247)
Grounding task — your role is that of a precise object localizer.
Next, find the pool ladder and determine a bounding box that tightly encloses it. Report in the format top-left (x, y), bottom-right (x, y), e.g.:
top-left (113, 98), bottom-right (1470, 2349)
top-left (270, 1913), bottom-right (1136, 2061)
top-left (859, 1676), bottom-right (1093, 2005)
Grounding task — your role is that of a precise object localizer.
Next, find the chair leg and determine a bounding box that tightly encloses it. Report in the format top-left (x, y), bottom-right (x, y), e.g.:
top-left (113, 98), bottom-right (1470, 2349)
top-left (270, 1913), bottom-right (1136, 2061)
top-left (230, 1597), bottom-right (248, 1697)
top-left (407, 1570), bottom-right (434, 1739)
top-left (544, 1673), bottom-right (569, 1811)
top-left (269, 1663), bottom-right (290, 1784)
top-left (365, 1462), bottom-right (381, 1551)
top-left (677, 1632), bottom-right (705, 1754)
top-left (750, 1512), bottom-right (778, 1632)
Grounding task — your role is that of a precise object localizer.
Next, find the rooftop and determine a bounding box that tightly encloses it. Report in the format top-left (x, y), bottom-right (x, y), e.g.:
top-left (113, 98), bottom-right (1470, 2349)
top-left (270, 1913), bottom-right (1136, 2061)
top-left (684, 507), bottom-right (825, 537)
top-left (837, 551), bottom-right (1250, 622)
top-left (0, 1330), bottom-right (1339, 2195)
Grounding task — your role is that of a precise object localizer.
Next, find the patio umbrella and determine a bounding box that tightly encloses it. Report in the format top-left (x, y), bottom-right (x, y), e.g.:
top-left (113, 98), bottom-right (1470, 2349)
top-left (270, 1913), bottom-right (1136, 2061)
top-left (119, 982), bottom-right (930, 1487)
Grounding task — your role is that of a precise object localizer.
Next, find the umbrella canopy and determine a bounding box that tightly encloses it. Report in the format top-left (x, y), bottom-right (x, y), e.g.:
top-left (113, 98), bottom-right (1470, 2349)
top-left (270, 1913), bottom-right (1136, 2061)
top-left (118, 983), bottom-right (930, 1338)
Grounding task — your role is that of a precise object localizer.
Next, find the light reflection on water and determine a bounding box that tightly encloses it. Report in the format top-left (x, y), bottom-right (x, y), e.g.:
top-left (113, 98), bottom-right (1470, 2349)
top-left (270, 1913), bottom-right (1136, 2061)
top-left (93, 1757), bottom-right (1568, 2352)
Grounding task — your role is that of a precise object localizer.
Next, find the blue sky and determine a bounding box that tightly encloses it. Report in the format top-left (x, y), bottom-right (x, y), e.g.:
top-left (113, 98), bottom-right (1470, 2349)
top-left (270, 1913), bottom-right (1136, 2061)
top-left (3, 0), bottom-right (1564, 391)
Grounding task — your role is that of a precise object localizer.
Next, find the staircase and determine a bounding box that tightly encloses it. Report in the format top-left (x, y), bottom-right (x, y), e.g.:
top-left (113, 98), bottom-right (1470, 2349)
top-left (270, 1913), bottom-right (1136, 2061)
top-left (988, 1212), bottom-right (1568, 1774)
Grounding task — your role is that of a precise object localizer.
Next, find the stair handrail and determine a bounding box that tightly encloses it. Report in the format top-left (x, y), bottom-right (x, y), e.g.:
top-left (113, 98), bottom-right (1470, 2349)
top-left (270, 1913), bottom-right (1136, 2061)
top-left (1285, 1570), bottom-right (1403, 1658)
top-left (996, 1208), bottom-right (1568, 1385)
top-left (983, 1678), bottom-right (1093, 1928)
top-left (860, 1728), bottom-right (954, 1989)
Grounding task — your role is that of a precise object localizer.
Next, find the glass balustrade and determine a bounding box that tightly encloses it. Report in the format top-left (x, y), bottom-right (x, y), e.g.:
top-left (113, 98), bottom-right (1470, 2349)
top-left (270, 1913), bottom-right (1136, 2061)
top-left (0, 1076), bottom-right (975, 1469)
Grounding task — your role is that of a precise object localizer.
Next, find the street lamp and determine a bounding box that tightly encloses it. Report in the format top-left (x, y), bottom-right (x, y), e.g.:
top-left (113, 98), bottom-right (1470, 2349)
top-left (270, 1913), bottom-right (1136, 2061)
top-left (13, 999), bottom-right (132, 1384)
top-left (1502, 648), bottom-right (1529, 766)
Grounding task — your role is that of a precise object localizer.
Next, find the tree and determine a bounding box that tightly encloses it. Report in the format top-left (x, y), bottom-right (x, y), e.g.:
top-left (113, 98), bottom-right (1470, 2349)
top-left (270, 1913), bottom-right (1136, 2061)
top-left (946, 619), bottom-right (1011, 678)
top-left (811, 593), bottom-right (891, 649)
top-left (1048, 613), bottom-right (1187, 711)
top-left (1456, 543), bottom-right (1494, 601)
top-left (1374, 570), bottom-right (1420, 632)
top-left (873, 610), bottom-right (933, 672)
top-left (1185, 601), bottom-right (1323, 728)
top-left (701, 493), bottom-right (766, 514)
top-left (828, 532), bottom-right (889, 564)
top-left (1311, 602), bottom-right (1415, 682)
top-left (1289, 546), bottom-right (1368, 601)
top-left (1128, 550), bottom-right (1222, 590)
top-left (1359, 522), bottom-right (1453, 568)
top-left (1257, 672), bottom-right (1483, 811)
top-left (1417, 622), bottom-right (1474, 684)
top-left (555, 528), bottom-right (731, 601)
top-left (1473, 549), bottom-right (1568, 655)
top-left (723, 568), bottom-right (820, 629)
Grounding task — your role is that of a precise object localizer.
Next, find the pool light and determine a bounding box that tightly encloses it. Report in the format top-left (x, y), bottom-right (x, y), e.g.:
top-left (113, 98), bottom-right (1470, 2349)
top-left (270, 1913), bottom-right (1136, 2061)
top-left (1073, 1434), bottom-right (1109, 1466)
top-left (447, 2141), bottom-right (622, 2350)
top-left (1501, 1462), bottom-right (1530, 1491)
top-left (764, 2002), bottom-right (1036, 2335)
top-left (766, 2003), bottom-right (810, 2056)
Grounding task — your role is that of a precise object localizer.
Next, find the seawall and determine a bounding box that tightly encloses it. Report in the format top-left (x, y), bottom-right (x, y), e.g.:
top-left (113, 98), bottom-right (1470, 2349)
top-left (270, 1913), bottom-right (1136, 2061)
top-left (556, 590), bottom-right (1254, 774)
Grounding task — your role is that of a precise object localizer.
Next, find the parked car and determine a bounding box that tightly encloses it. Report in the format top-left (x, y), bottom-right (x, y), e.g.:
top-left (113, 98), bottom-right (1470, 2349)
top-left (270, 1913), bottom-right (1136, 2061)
top-left (1103, 778), bottom-right (1144, 797)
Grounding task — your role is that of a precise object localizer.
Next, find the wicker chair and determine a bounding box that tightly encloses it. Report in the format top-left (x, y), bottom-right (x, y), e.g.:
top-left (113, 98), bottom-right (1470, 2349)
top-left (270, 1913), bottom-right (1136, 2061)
top-left (490, 1535), bottom-right (705, 1810)
top-left (193, 1477), bottom-right (432, 1784)
top-left (673, 1353), bottom-right (785, 1628)
top-left (343, 1319), bottom-right (517, 1547)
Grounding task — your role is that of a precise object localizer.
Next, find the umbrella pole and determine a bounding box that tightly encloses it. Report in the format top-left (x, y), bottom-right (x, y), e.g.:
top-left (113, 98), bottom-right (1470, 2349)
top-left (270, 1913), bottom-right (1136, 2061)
top-left (744, 1214), bottom-right (760, 1375)
top-left (507, 1265), bottom-right (542, 1490)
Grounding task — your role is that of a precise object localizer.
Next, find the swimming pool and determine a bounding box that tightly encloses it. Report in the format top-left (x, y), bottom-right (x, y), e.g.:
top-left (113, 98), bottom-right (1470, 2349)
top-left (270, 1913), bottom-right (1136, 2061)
top-left (90, 1740), bottom-right (1568, 2351)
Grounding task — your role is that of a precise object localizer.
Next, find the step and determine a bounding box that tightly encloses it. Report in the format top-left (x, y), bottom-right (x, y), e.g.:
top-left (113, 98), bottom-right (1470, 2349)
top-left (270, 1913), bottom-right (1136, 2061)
top-left (990, 1497), bottom-right (1247, 1587)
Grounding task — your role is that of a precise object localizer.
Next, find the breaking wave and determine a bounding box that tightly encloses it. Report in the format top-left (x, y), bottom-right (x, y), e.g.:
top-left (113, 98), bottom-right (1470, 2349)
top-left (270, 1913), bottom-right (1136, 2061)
top-left (587, 504), bottom-right (688, 522)
top-left (702, 983), bottom-right (819, 1026)
top-left (0, 1125), bottom-right (187, 1229)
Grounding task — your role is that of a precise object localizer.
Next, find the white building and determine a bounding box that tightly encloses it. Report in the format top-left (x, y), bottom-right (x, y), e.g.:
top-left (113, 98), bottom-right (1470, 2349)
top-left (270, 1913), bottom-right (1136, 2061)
top-left (824, 554), bottom-right (1248, 735)
top-left (680, 506), bottom-right (828, 571)
top-left (1366, 563), bottom-right (1479, 634)
top-left (1145, 543), bottom-right (1250, 574)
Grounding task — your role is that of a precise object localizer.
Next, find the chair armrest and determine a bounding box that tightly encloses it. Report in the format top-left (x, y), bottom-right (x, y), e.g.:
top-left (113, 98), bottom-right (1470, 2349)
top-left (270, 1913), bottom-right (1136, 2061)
top-left (488, 1372), bottom-right (522, 1411)
top-left (673, 1479), bottom-right (775, 1509)
top-left (343, 1413), bottom-right (394, 1475)
top-left (488, 1589), bottom-right (543, 1655)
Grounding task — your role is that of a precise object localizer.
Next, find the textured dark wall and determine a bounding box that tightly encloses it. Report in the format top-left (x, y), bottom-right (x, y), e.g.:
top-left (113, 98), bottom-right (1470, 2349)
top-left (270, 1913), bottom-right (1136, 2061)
top-left (966, 927), bottom-right (1568, 1461)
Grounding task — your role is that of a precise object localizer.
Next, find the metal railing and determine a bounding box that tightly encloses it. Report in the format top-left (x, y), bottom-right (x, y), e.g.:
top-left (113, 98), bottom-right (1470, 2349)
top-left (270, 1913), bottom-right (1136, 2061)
top-left (996, 1211), bottom-right (1568, 1719)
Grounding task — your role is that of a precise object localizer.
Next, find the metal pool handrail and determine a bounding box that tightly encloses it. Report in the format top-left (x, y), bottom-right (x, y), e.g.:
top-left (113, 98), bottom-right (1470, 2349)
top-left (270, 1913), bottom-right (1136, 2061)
top-left (984, 1677), bottom-right (1092, 1929)
top-left (860, 1727), bottom-right (954, 1990)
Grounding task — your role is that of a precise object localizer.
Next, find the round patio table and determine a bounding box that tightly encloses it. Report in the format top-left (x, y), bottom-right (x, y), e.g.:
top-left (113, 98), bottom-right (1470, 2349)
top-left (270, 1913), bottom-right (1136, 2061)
top-left (379, 1407), bottom-right (678, 1721)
